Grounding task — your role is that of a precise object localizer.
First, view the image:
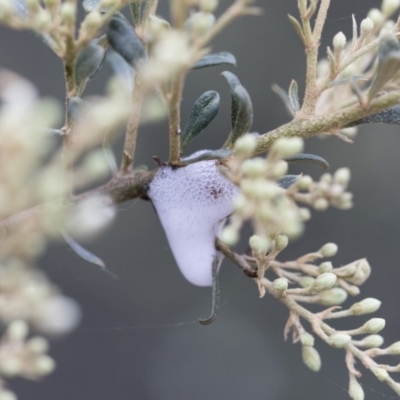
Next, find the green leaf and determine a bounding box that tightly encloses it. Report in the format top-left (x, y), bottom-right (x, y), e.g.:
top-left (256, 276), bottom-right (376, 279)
top-left (278, 175), bottom-right (299, 189)
top-left (181, 91), bottom-right (220, 151)
top-left (347, 105), bottom-right (400, 126)
top-left (285, 153), bottom-right (330, 170)
top-left (368, 33), bottom-right (400, 100)
top-left (192, 52), bottom-right (237, 70)
top-left (74, 41), bottom-right (105, 92)
top-left (179, 149), bottom-right (232, 166)
top-left (106, 17), bottom-right (145, 67)
top-left (288, 79), bottom-right (300, 112)
top-left (62, 232), bottom-right (118, 279)
top-left (222, 71), bottom-right (253, 145)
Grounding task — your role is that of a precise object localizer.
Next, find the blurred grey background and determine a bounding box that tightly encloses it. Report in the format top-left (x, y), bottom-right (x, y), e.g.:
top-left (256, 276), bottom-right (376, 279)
top-left (2, 0), bottom-right (400, 399)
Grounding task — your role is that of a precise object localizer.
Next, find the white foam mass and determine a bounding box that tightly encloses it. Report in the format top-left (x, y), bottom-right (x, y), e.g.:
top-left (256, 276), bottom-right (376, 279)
top-left (148, 154), bottom-right (238, 286)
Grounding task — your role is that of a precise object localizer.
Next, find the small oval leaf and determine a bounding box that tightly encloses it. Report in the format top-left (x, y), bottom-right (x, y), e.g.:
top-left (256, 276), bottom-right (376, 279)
top-left (74, 41), bottom-right (105, 91)
top-left (285, 153), bottom-right (330, 170)
top-left (221, 71), bottom-right (253, 145)
top-left (192, 52), bottom-right (237, 70)
top-left (278, 175), bottom-right (299, 189)
top-left (181, 91), bottom-right (220, 151)
top-left (288, 79), bottom-right (300, 112)
top-left (67, 97), bottom-right (85, 121)
top-left (106, 17), bottom-right (145, 68)
top-left (105, 48), bottom-right (135, 95)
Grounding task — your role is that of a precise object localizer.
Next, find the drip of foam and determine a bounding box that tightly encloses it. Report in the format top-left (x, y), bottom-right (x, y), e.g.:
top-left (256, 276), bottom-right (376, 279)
top-left (148, 153), bottom-right (238, 286)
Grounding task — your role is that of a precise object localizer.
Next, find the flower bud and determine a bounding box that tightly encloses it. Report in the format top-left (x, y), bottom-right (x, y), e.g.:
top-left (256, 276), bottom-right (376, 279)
top-left (349, 377), bottom-right (365, 400)
top-left (387, 341), bottom-right (400, 354)
top-left (299, 207), bottom-right (311, 221)
top-left (360, 17), bottom-right (374, 34)
top-left (233, 194), bottom-right (247, 213)
top-left (249, 235), bottom-right (270, 254)
top-left (350, 298), bottom-right (381, 315)
top-left (302, 345), bottom-right (321, 372)
top-left (298, 175), bottom-right (313, 190)
top-left (220, 226), bottom-right (239, 246)
top-left (7, 320), bottom-right (28, 341)
top-left (34, 9), bottom-right (52, 31)
top-left (333, 167), bottom-right (350, 186)
top-left (272, 277), bottom-right (288, 291)
top-left (356, 334), bottom-right (384, 349)
top-left (0, 389), bottom-right (17, 400)
top-left (333, 32), bottom-right (347, 51)
top-left (318, 288), bottom-right (348, 306)
top-left (272, 160), bottom-right (288, 177)
top-left (275, 235), bottom-right (289, 251)
top-left (300, 332), bottom-right (315, 347)
top-left (373, 367), bottom-right (389, 381)
top-left (27, 337), bottom-right (49, 354)
top-left (0, 0), bottom-right (13, 22)
top-left (271, 137), bottom-right (304, 159)
top-left (363, 318), bottom-right (386, 334)
top-left (382, 0), bottom-right (400, 16)
top-left (328, 333), bottom-right (352, 348)
top-left (368, 8), bottom-right (384, 25)
top-left (33, 355), bottom-right (56, 376)
top-left (240, 158), bottom-right (266, 177)
top-left (341, 126), bottom-right (358, 139)
top-left (200, 0), bottom-right (218, 13)
top-left (312, 272), bottom-right (337, 291)
top-left (319, 261), bottom-right (333, 273)
top-left (314, 198), bottom-right (329, 211)
top-left (60, 2), bottom-right (76, 24)
top-left (0, 357), bottom-right (22, 377)
top-left (81, 11), bottom-right (103, 36)
top-left (299, 276), bottom-right (315, 288)
top-left (234, 134), bottom-right (256, 158)
top-left (320, 243), bottom-right (338, 258)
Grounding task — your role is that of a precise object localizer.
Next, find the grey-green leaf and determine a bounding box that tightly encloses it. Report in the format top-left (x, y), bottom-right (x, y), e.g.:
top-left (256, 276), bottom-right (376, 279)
top-left (62, 232), bottom-right (118, 279)
top-left (347, 104), bottom-right (400, 126)
top-left (67, 97), bottom-right (85, 121)
top-left (105, 49), bottom-right (135, 95)
top-left (368, 33), bottom-right (400, 100)
top-left (288, 79), bottom-right (300, 112)
top-left (278, 175), bottom-right (299, 189)
top-left (192, 52), bottom-right (237, 70)
top-left (271, 83), bottom-right (295, 116)
top-left (328, 75), bottom-right (366, 88)
top-left (82, 0), bottom-right (100, 11)
top-left (180, 149), bottom-right (232, 166)
top-left (181, 91), bottom-right (220, 151)
top-left (106, 17), bottom-right (145, 67)
top-left (222, 71), bottom-right (253, 145)
top-left (285, 153), bottom-right (330, 170)
top-left (74, 41), bottom-right (105, 91)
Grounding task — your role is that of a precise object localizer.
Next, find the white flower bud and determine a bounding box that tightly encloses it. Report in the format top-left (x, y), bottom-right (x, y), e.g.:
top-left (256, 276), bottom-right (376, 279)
top-left (302, 345), bottom-right (321, 372)
top-left (300, 332), bottom-right (315, 347)
top-left (387, 341), bottom-right (400, 354)
top-left (0, 357), bottom-right (22, 377)
top-left (220, 226), bottom-right (239, 246)
top-left (7, 320), bottom-right (28, 341)
top-left (360, 17), bottom-right (374, 34)
top-left (319, 288), bottom-right (348, 306)
top-left (368, 8), bottom-right (384, 25)
top-left (298, 175), bottom-right (313, 190)
top-left (300, 276), bottom-right (315, 288)
top-left (320, 243), bottom-right (338, 258)
top-left (275, 235), bottom-right (289, 251)
top-left (363, 318), bottom-right (386, 334)
top-left (328, 333), bottom-right (352, 348)
top-left (272, 160), bottom-right (288, 177)
top-left (240, 158), bottom-right (266, 177)
top-left (234, 134), bottom-right (256, 158)
top-left (333, 31), bottom-right (347, 51)
top-left (146, 15), bottom-right (171, 40)
top-left (249, 235), bottom-right (270, 254)
top-left (233, 194), bottom-right (247, 213)
top-left (271, 137), bottom-right (304, 159)
top-left (312, 272), bottom-right (337, 291)
top-left (299, 207), bottom-right (311, 221)
top-left (60, 2), bottom-right (76, 24)
top-left (314, 198), bottom-right (329, 211)
top-left (0, 0), bottom-right (13, 21)
top-left (350, 298), bottom-right (381, 315)
top-left (33, 9), bottom-right (52, 31)
top-left (341, 127), bottom-right (358, 139)
top-left (81, 11), bottom-right (103, 35)
top-left (382, 0), bottom-right (400, 16)
top-left (319, 261), bottom-right (333, 273)
top-left (356, 334), bottom-right (384, 348)
top-left (186, 11), bottom-right (215, 35)
top-left (200, 0), bottom-right (218, 13)
top-left (33, 355), bottom-right (56, 376)
top-left (27, 336), bottom-right (49, 354)
top-left (272, 277), bottom-right (288, 291)
top-left (349, 377), bottom-right (365, 400)
top-left (333, 167), bottom-right (351, 186)
top-left (0, 390), bottom-right (17, 400)
top-left (373, 367), bottom-right (389, 381)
